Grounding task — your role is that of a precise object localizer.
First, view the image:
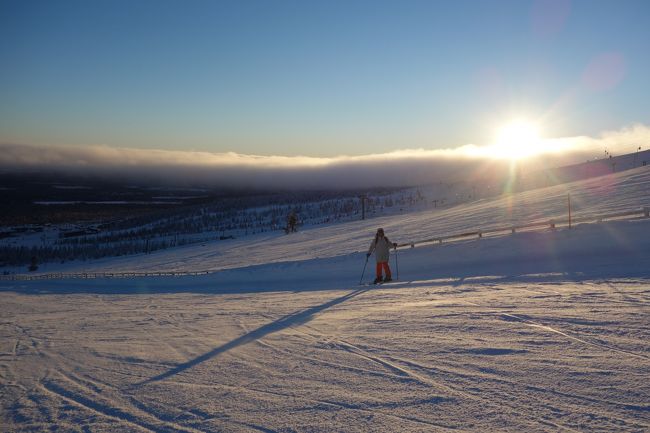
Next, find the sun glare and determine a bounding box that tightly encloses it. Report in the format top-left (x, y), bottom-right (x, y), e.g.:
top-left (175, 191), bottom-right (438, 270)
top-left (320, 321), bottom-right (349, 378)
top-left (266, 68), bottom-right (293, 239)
top-left (492, 120), bottom-right (542, 160)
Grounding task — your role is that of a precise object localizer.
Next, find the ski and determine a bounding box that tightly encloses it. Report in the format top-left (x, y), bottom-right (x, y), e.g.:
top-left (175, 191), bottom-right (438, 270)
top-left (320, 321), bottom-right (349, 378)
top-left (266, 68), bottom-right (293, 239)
top-left (360, 279), bottom-right (398, 287)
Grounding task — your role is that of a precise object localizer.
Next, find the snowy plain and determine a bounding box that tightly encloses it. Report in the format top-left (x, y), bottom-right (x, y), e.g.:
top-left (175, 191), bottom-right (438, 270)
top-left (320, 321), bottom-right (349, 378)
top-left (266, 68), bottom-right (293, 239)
top-left (1, 167), bottom-right (650, 432)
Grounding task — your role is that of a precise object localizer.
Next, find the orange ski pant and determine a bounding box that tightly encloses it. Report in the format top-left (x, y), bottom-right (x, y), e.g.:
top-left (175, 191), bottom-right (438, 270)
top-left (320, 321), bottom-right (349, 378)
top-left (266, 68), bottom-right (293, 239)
top-left (376, 261), bottom-right (391, 279)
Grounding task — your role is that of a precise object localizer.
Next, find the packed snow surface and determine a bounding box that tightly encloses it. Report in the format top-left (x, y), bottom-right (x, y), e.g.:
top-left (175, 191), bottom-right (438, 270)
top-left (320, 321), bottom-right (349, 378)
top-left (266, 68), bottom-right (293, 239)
top-left (2, 168), bottom-right (650, 432)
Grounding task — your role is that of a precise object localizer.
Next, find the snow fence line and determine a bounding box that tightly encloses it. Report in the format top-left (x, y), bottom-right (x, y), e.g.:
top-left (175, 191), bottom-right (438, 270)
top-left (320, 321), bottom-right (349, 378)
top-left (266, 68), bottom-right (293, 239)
top-left (2, 206), bottom-right (649, 282)
top-left (395, 206), bottom-right (650, 249)
top-left (1, 271), bottom-right (211, 281)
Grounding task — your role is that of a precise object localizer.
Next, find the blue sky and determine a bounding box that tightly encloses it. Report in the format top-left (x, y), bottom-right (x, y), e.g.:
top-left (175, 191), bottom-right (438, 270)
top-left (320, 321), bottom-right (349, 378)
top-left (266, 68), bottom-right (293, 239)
top-left (1, 0), bottom-right (649, 157)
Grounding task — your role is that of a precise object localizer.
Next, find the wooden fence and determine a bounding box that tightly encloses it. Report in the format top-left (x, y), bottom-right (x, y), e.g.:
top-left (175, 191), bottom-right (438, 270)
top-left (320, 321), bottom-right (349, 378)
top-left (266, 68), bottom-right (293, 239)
top-left (1, 270), bottom-right (211, 281)
top-left (396, 206), bottom-right (650, 249)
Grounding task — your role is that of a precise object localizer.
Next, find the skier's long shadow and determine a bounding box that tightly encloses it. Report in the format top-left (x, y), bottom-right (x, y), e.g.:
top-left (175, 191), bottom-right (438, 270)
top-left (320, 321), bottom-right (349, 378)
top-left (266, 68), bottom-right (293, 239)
top-left (136, 287), bottom-right (368, 387)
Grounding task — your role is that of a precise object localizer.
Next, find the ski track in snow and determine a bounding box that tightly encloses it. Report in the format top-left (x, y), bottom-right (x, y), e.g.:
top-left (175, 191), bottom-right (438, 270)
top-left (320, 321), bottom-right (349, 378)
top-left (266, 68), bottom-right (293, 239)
top-left (1, 280), bottom-right (650, 431)
top-left (291, 320), bottom-right (596, 433)
top-left (498, 312), bottom-right (650, 361)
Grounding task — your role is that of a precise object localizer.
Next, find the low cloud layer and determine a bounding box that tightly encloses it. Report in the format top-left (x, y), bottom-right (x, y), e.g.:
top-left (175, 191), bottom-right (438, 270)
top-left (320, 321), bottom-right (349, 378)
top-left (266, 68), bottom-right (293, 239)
top-left (1, 124), bottom-right (648, 190)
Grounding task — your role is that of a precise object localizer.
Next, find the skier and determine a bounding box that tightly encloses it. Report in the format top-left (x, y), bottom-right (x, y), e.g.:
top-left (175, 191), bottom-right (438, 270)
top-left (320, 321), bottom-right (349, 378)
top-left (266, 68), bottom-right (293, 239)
top-left (286, 211), bottom-right (298, 233)
top-left (367, 228), bottom-right (397, 284)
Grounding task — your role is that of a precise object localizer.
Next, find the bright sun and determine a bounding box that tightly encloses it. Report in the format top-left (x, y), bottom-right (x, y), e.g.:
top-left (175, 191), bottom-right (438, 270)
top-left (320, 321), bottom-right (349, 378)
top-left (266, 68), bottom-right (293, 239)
top-left (491, 120), bottom-right (543, 160)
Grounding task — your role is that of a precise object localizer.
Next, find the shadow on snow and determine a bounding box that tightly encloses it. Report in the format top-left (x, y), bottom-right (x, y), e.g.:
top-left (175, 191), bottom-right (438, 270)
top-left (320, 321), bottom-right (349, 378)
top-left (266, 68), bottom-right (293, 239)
top-left (134, 288), bottom-right (369, 387)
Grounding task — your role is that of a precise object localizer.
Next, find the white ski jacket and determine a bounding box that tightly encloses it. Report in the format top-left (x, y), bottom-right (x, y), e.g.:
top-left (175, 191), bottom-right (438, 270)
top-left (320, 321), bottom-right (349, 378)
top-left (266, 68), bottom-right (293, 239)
top-left (368, 236), bottom-right (395, 263)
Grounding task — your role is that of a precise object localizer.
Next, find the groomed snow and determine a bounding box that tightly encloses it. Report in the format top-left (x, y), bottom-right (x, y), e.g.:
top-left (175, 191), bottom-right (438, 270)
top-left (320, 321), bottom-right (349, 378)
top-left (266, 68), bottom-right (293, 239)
top-left (1, 168), bottom-right (649, 432)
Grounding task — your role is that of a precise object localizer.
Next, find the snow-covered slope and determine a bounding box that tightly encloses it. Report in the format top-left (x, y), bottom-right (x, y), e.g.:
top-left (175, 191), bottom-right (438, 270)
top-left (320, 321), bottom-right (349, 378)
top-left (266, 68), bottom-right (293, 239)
top-left (20, 165), bottom-right (650, 277)
top-left (1, 168), bottom-right (649, 432)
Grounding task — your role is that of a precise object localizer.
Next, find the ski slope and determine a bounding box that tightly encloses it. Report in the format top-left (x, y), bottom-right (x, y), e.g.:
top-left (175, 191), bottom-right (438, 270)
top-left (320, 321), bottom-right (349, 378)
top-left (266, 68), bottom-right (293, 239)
top-left (2, 168), bottom-right (650, 432)
top-left (10, 165), bottom-right (648, 278)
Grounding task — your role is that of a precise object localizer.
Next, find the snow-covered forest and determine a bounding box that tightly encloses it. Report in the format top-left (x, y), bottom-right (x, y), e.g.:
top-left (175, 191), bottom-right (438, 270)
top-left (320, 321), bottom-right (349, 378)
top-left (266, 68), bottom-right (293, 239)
top-left (0, 183), bottom-right (463, 269)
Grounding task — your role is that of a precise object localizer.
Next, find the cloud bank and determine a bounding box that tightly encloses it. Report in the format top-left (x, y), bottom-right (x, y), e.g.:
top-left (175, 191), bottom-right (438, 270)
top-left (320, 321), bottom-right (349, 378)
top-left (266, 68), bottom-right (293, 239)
top-left (1, 124), bottom-right (648, 190)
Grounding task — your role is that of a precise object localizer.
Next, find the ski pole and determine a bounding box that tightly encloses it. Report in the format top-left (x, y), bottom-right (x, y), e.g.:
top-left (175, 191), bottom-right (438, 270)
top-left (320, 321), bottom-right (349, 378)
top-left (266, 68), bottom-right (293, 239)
top-left (359, 255), bottom-right (369, 285)
top-left (394, 245), bottom-right (399, 280)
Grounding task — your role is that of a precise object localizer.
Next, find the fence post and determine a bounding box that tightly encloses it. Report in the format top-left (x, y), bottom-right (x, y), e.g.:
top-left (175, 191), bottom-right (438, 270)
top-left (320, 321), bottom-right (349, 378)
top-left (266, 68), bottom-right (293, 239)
top-left (644, 207), bottom-right (649, 218)
top-left (550, 220), bottom-right (555, 229)
top-left (567, 194), bottom-right (571, 230)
